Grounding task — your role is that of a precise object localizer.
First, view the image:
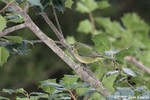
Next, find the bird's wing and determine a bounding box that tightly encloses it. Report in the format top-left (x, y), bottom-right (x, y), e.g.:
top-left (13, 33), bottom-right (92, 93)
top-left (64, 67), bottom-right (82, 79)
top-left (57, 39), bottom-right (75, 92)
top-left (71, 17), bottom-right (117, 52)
top-left (77, 44), bottom-right (103, 57)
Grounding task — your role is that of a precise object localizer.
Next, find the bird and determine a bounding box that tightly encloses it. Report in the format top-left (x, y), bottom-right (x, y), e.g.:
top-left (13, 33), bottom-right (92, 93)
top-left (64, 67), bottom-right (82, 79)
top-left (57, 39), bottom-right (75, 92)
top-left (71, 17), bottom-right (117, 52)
top-left (71, 42), bottom-right (104, 64)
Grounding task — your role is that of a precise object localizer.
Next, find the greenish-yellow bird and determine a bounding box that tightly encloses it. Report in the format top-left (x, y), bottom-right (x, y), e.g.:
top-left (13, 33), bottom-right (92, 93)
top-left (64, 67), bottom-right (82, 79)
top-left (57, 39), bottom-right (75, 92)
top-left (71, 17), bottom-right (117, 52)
top-left (71, 42), bottom-right (104, 64)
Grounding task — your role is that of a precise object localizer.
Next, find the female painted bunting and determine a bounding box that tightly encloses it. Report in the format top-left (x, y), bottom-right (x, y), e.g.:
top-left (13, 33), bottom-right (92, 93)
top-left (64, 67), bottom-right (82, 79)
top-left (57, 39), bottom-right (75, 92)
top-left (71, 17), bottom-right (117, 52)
top-left (71, 42), bottom-right (104, 64)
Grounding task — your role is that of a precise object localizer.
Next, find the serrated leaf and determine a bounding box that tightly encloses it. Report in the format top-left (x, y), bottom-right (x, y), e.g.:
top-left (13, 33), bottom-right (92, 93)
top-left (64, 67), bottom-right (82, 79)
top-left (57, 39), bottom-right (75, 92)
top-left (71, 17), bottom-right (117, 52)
top-left (61, 75), bottom-right (79, 89)
top-left (95, 17), bottom-right (124, 36)
top-left (116, 87), bottom-right (135, 96)
top-left (77, 19), bottom-right (92, 34)
top-left (76, 0), bottom-right (98, 13)
top-left (97, 1), bottom-right (110, 9)
top-left (114, 46), bottom-right (134, 64)
top-left (65, 0), bottom-right (73, 9)
top-left (122, 13), bottom-right (149, 33)
top-left (76, 1), bottom-right (89, 13)
top-left (0, 47), bottom-right (10, 66)
top-left (122, 68), bottom-right (137, 77)
top-left (3, 36), bottom-right (23, 43)
top-left (0, 15), bottom-right (6, 32)
top-left (92, 33), bottom-right (111, 54)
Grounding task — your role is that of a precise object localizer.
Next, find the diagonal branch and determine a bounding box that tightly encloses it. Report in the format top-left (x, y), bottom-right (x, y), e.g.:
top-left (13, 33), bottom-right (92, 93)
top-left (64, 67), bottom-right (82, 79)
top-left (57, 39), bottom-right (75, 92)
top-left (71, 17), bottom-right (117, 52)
top-left (9, 4), bottom-right (110, 96)
top-left (125, 56), bottom-right (150, 75)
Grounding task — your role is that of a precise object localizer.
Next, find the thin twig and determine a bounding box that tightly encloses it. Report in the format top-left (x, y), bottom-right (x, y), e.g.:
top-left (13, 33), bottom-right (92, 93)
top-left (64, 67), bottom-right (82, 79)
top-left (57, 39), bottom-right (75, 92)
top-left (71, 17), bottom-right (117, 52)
top-left (0, 23), bottom-right (26, 37)
top-left (25, 40), bottom-right (61, 44)
top-left (40, 12), bottom-right (69, 49)
top-left (125, 56), bottom-right (150, 75)
top-left (68, 90), bottom-right (77, 100)
top-left (52, 2), bottom-right (63, 35)
top-left (40, 12), bottom-right (64, 40)
top-left (0, 1), bottom-right (13, 13)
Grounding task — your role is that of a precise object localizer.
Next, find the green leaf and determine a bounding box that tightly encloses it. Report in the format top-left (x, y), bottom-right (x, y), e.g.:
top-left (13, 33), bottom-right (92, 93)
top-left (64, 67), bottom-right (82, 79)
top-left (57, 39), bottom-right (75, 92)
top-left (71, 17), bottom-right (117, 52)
top-left (114, 46), bottom-right (134, 64)
top-left (121, 13), bottom-right (149, 34)
top-left (88, 92), bottom-right (101, 100)
top-left (116, 87), bottom-right (135, 96)
top-left (77, 19), bottom-right (92, 34)
top-left (61, 75), bottom-right (79, 89)
top-left (0, 15), bottom-right (6, 32)
top-left (5, 41), bottom-right (31, 55)
top-left (0, 96), bottom-right (9, 100)
top-left (0, 47), bottom-right (10, 66)
top-left (97, 1), bottom-right (110, 9)
top-left (106, 91), bottom-right (120, 100)
top-left (76, 1), bottom-right (89, 13)
top-left (6, 13), bottom-right (24, 23)
top-left (95, 17), bottom-right (124, 37)
top-left (138, 91), bottom-right (150, 100)
top-left (3, 36), bottom-right (23, 43)
top-left (92, 33), bottom-right (111, 54)
top-left (39, 79), bottom-right (62, 94)
top-left (105, 70), bottom-right (119, 77)
top-left (65, 36), bottom-right (76, 44)
top-left (15, 88), bottom-right (27, 94)
top-left (16, 97), bottom-right (28, 100)
top-left (76, 0), bottom-right (98, 13)
top-left (2, 89), bottom-right (15, 95)
top-left (30, 92), bottom-right (48, 99)
top-left (122, 68), bottom-right (137, 77)
top-left (102, 73), bottom-right (118, 92)
top-left (65, 0), bottom-right (73, 9)
top-left (28, 0), bottom-right (44, 11)
top-left (135, 86), bottom-right (147, 93)
top-left (76, 87), bottom-right (91, 96)
top-left (2, 88), bottom-right (27, 95)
